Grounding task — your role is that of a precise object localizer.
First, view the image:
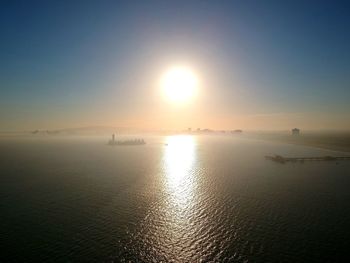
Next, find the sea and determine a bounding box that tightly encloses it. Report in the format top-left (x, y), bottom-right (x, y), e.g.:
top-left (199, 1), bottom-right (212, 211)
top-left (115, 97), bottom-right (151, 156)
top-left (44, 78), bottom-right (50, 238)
top-left (1, 135), bottom-right (349, 262)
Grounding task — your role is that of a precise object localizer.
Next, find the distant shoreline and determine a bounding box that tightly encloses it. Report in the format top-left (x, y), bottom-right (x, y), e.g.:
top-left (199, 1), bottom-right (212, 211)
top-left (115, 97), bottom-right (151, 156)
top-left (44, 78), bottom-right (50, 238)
top-left (1, 131), bottom-right (350, 154)
top-left (245, 133), bottom-right (350, 153)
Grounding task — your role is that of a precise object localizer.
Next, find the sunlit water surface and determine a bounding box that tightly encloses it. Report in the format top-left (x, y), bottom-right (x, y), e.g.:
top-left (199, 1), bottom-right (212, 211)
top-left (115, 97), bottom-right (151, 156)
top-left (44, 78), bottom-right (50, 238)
top-left (1, 135), bottom-right (350, 262)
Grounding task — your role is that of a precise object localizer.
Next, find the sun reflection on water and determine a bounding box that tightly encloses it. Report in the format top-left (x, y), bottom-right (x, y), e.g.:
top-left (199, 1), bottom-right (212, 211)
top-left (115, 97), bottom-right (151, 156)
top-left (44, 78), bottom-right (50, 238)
top-left (163, 135), bottom-right (198, 223)
top-left (164, 135), bottom-right (196, 188)
top-left (129, 136), bottom-right (200, 261)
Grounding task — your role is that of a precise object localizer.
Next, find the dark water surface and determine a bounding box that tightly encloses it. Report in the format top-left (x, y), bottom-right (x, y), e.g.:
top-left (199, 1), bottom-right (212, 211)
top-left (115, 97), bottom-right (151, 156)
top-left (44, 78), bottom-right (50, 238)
top-left (1, 135), bottom-right (350, 262)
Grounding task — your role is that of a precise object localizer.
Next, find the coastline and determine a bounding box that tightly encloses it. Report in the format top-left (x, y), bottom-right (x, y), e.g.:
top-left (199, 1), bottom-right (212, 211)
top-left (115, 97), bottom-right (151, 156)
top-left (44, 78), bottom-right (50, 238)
top-left (245, 132), bottom-right (350, 154)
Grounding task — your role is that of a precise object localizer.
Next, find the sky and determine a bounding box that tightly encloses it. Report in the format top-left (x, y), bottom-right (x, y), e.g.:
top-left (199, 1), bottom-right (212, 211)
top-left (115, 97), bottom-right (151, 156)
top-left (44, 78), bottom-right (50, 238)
top-left (1, 0), bottom-right (350, 131)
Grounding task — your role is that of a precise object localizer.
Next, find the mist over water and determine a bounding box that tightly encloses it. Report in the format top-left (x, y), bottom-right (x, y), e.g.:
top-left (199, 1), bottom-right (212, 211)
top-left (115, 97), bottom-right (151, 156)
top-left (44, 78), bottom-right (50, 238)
top-left (1, 135), bottom-right (350, 262)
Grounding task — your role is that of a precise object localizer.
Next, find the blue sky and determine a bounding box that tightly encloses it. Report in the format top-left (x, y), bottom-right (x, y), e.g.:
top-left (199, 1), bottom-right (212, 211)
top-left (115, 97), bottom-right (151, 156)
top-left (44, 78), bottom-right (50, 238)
top-left (1, 0), bottom-right (350, 130)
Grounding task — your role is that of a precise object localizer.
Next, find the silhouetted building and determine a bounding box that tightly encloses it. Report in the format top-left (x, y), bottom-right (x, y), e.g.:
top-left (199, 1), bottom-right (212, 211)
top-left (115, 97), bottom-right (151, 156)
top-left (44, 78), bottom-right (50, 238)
top-left (232, 129), bottom-right (243, 134)
top-left (292, 128), bottom-right (300, 135)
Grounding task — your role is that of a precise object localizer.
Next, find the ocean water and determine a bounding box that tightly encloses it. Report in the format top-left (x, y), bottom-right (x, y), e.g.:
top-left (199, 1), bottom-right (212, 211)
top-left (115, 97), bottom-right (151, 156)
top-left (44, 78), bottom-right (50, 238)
top-left (0, 135), bottom-right (350, 262)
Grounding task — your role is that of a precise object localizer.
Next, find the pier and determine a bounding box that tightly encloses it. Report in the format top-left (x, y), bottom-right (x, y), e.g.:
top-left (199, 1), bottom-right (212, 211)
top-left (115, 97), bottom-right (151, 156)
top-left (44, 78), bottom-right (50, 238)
top-left (265, 155), bottom-right (350, 164)
top-left (108, 134), bottom-right (146, 146)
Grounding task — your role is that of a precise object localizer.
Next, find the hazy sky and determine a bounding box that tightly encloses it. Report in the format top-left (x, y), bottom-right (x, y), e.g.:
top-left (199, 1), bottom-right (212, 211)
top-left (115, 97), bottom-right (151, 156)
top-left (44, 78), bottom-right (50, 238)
top-left (1, 0), bottom-right (350, 131)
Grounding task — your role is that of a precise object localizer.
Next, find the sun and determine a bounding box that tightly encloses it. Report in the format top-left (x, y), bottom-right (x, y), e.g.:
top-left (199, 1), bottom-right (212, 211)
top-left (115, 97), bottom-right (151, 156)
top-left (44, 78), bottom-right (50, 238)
top-left (161, 66), bottom-right (198, 103)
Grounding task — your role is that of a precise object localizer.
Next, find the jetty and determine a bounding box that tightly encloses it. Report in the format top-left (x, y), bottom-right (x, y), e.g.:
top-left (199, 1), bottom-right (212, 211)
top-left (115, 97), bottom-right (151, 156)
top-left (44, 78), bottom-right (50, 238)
top-left (265, 154), bottom-right (350, 164)
top-left (108, 134), bottom-right (146, 146)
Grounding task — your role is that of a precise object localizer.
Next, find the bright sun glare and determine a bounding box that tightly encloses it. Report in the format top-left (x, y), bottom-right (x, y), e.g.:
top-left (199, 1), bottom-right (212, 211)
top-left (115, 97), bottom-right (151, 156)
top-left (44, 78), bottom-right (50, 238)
top-left (161, 66), bottom-right (198, 103)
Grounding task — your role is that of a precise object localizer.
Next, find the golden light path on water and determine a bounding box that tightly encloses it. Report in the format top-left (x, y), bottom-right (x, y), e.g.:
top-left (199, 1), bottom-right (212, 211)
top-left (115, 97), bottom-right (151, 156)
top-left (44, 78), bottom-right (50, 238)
top-left (164, 135), bottom-right (196, 191)
top-left (129, 135), bottom-right (202, 261)
top-left (160, 135), bottom-right (199, 259)
top-left (163, 135), bottom-right (198, 226)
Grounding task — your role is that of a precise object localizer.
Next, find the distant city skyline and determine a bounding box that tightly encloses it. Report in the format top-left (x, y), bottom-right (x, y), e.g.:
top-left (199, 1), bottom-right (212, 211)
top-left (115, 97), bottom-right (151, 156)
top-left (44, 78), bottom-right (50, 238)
top-left (1, 1), bottom-right (350, 131)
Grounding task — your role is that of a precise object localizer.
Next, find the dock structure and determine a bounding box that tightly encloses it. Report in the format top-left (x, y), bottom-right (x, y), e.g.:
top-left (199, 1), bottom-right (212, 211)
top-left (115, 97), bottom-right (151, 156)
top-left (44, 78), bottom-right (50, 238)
top-left (265, 155), bottom-right (350, 164)
top-left (108, 134), bottom-right (145, 146)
